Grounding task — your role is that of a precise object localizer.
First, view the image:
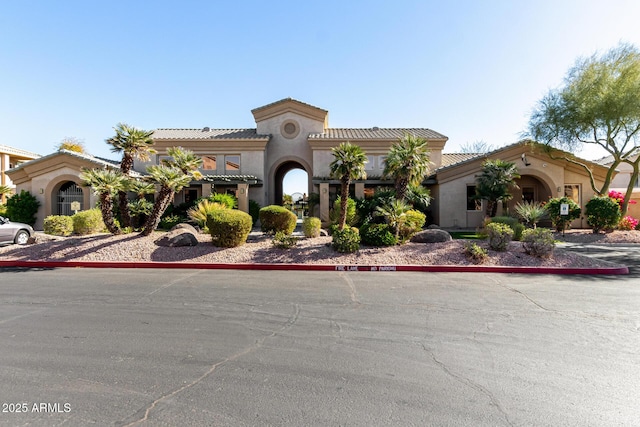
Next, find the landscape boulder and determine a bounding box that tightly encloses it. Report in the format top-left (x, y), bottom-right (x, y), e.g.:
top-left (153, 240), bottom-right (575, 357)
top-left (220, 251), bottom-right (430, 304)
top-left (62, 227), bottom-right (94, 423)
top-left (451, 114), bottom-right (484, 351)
top-left (410, 229), bottom-right (452, 243)
top-left (170, 223), bottom-right (199, 234)
top-left (155, 228), bottom-right (198, 247)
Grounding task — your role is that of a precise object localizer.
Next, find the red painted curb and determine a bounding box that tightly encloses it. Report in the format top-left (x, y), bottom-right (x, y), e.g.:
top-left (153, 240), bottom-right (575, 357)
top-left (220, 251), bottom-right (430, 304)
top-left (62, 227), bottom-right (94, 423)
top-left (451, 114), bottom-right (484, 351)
top-left (0, 260), bottom-right (629, 275)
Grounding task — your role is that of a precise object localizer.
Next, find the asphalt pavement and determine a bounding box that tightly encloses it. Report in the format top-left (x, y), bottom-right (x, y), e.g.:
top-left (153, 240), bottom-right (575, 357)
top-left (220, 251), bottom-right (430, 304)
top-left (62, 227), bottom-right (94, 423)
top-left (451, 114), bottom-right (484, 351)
top-left (0, 268), bottom-right (638, 426)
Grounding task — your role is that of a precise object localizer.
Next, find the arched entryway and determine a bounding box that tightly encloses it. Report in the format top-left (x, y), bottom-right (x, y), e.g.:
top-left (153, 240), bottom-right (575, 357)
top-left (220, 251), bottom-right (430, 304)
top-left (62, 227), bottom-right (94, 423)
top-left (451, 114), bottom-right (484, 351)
top-left (507, 175), bottom-right (553, 211)
top-left (274, 161), bottom-right (309, 205)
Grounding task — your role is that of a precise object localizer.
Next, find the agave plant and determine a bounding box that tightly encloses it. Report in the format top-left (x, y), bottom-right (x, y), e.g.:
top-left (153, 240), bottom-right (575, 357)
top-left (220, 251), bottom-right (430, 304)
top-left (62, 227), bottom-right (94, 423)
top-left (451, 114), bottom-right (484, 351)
top-left (187, 199), bottom-right (226, 228)
top-left (514, 200), bottom-right (547, 229)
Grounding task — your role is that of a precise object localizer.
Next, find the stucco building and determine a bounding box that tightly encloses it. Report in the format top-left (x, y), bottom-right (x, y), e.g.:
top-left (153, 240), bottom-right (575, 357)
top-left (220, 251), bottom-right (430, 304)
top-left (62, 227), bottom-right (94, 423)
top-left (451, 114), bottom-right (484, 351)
top-left (6, 98), bottom-right (614, 230)
top-left (0, 144), bottom-right (40, 203)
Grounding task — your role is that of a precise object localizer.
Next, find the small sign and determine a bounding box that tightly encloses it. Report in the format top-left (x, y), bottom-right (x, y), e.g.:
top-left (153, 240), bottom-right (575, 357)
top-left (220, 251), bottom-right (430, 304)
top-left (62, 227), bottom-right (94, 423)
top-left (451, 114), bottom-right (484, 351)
top-left (560, 203), bottom-right (569, 216)
top-left (70, 201), bottom-right (81, 212)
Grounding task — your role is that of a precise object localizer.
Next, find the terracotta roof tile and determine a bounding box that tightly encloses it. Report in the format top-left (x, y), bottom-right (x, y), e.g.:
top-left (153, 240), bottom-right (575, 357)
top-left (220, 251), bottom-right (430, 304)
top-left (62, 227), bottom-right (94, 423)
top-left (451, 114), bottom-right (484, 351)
top-left (152, 128), bottom-right (269, 140)
top-left (309, 128), bottom-right (447, 140)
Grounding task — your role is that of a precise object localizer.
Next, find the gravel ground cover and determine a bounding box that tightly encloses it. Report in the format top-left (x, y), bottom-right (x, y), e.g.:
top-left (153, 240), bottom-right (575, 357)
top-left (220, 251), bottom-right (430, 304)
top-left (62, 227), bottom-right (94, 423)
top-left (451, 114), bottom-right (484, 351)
top-left (0, 228), bottom-right (635, 268)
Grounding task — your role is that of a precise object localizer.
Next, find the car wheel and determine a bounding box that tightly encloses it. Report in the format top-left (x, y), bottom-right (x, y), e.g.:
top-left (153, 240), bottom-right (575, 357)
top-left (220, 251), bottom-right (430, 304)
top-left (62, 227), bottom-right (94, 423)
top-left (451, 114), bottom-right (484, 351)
top-left (14, 230), bottom-right (30, 245)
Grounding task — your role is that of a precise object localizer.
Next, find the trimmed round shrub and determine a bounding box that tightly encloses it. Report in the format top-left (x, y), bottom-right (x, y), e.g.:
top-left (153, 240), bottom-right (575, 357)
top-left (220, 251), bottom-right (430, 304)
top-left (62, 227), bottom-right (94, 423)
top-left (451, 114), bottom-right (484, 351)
top-left (209, 193), bottom-right (238, 209)
top-left (490, 216), bottom-right (524, 241)
top-left (259, 205), bottom-right (297, 234)
top-left (486, 222), bottom-right (513, 251)
top-left (302, 217), bottom-right (322, 238)
top-left (545, 197), bottom-right (581, 232)
top-left (73, 209), bottom-right (106, 235)
top-left (360, 222), bottom-right (397, 246)
top-left (332, 226), bottom-right (360, 253)
top-left (43, 215), bottom-right (73, 236)
top-left (398, 209), bottom-right (426, 242)
top-left (207, 209), bottom-right (252, 248)
top-left (586, 196), bottom-right (621, 233)
top-left (521, 228), bottom-right (555, 258)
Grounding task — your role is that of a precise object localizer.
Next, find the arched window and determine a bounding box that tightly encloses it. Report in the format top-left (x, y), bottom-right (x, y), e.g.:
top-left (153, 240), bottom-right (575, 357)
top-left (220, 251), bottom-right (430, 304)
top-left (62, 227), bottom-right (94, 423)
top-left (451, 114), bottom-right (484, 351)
top-left (57, 182), bottom-right (83, 215)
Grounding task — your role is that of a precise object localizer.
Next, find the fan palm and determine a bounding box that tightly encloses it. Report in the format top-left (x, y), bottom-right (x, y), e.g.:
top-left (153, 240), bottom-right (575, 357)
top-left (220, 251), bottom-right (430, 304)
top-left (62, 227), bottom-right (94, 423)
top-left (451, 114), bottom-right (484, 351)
top-left (141, 165), bottom-right (194, 236)
top-left (375, 199), bottom-right (411, 240)
top-left (383, 133), bottom-right (431, 201)
top-left (106, 123), bottom-right (156, 227)
top-left (329, 142), bottom-right (367, 230)
top-left (80, 168), bottom-right (126, 234)
top-left (0, 184), bottom-right (13, 204)
top-left (475, 159), bottom-right (521, 217)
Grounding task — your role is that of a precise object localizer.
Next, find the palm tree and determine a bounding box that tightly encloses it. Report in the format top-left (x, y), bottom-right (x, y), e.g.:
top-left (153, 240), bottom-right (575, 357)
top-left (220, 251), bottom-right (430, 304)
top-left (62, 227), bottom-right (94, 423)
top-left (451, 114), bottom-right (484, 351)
top-left (0, 184), bottom-right (13, 204)
top-left (80, 168), bottom-right (126, 234)
top-left (329, 142), bottom-right (367, 230)
top-left (375, 199), bottom-right (411, 240)
top-left (383, 133), bottom-right (432, 201)
top-left (106, 123), bottom-right (156, 228)
top-left (57, 137), bottom-right (85, 153)
top-left (475, 159), bottom-right (521, 217)
top-left (141, 147), bottom-right (202, 236)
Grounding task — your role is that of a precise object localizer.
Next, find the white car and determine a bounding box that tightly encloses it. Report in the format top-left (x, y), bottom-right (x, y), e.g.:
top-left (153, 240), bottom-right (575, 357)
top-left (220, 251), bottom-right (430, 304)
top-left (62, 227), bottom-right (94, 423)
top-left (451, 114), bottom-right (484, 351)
top-left (0, 216), bottom-right (34, 245)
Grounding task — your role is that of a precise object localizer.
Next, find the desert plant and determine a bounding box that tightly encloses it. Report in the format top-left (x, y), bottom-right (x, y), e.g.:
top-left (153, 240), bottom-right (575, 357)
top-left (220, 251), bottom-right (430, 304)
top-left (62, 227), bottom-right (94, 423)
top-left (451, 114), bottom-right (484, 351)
top-left (514, 201), bottom-right (547, 228)
top-left (474, 159), bottom-right (520, 217)
top-left (398, 209), bottom-right (426, 242)
top-left (464, 242), bottom-right (488, 264)
top-left (332, 226), bottom-right (360, 253)
top-left (302, 217), bottom-right (322, 238)
top-left (486, 222), bottom-right (513, 251)
top-left (586, 196), bottom-right (621, 233)
top-left (329, 142), bottom-right (367, 230)
top-left (360, 222), bottom-right (397, 246)
top-left (272, 231), bottom-right (298, 249)
top-left (521, 228), bottom-right (555, 258)
top-left (159, 214), bottom-right (183, 230)
top-left (43, 215), bottom-right (74, 236)
top-left (330, 197), bottom-right (359, 227)
top-left (545, 197), bottom-right (581, 232)
top-left (207, 209), bottom-right (252, 248)
top-left (375, 199), bottom-right (411, 240)
top-left (127, 198), bottom-right (153, 229)
top-left (619, 216), bottom-right (639, 230)
top-left (209, 193), bottom-right (238, 209)
top-left (259, 205), bottom-right (297, 234)
top-left (187, 199), bottom-right (226, 228)
top-left (383, 133), bottom-right (431, 201)
top-left (73, 209), bottom-right (106, 235)
top-left (5, 190), bottom-right (40, 226)
top-left (490, 216), bottom-right (524, 241)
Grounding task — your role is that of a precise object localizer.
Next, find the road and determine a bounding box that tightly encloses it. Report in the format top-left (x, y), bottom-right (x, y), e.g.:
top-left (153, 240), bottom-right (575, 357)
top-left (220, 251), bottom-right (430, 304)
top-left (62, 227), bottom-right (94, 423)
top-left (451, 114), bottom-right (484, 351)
top-left (0, 268), bottom-right (638, 426)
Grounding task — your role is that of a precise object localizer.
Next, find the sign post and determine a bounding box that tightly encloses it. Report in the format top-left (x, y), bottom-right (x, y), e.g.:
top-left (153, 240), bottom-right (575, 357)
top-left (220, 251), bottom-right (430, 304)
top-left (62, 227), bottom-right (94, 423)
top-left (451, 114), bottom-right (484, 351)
top-left (70, 201), bottom-right (81, 215)
top-left (560, 203), bottom-right (569, 237)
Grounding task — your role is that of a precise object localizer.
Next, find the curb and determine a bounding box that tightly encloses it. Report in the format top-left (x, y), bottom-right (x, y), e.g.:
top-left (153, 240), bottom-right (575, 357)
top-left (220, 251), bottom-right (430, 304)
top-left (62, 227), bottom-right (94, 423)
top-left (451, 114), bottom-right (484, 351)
top-left (0, 260), bottom-right (629, 275)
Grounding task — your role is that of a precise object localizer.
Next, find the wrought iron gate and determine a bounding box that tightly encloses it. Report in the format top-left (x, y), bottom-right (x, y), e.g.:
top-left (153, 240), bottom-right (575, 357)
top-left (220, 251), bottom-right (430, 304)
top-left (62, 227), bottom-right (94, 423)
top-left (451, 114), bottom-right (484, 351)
top-left (57, 182), bottom-right (83, 215)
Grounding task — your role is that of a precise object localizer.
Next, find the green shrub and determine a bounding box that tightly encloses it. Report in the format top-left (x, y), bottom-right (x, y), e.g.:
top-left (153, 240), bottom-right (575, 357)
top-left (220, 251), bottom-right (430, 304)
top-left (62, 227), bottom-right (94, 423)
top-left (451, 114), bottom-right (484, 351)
top-left (330, 197), bottom-right (359, 227)
top-left (521, 228), bottom-right (555, 258)
top-left (209, 193), bottom-right (238, 209)
top-left (398, 209), bottom-right (426, 242)
top-left (249, 199), bottom-right (261, 226)
top-left (259, 205), bottom-right (297, 234)
top-left (586, 196), bottom-right (621, 233)
top-left (490, 216), bottom-right (524, 241)
top-left (73, 209), bottom-right (106, 235)
top-left (0, 204), bottom-right (7, 216)
top-left (207, 209), bottom-right (252, 248)
top-left (159, 214), bottom-right (183, 230)
top-left (486, 222), bottom-right (513, 251)
top-left (43, 215), bottom-right (73, 236)
top-left (464, 242), bottom-right (488, 264)
top-left (360, 222), bottom-right (397, 246)
top-left (332, 226), bottom-right (360, 253)
top-left (272, 231), bottom-right (298, 249)
top-left (302, 217), bottom-right (322, 238)
top-left (6, 190), bottom-right (40, 226)
top-left (545, 197), bottom-right (581, 232)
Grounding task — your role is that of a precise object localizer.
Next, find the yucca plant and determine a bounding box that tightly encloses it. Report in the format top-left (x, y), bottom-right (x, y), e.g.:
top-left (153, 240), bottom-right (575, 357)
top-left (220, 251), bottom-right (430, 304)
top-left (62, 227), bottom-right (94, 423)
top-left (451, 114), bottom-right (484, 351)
top-left (187, 199), bottom-right (226, 228)
top-left (514, 201), bottom-right (547, 229)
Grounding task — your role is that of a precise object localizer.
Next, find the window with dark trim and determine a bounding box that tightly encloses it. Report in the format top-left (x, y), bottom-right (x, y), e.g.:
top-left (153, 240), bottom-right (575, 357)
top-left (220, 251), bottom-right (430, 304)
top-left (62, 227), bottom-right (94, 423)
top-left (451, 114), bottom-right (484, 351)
top-left (467, 185), bottom-right (481, 211)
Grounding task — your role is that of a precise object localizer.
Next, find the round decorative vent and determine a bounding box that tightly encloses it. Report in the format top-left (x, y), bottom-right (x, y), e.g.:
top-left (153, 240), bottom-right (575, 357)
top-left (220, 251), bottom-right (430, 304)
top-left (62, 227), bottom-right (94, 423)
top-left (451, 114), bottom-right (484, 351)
top-left (281, 120), bottom-right (300, 139)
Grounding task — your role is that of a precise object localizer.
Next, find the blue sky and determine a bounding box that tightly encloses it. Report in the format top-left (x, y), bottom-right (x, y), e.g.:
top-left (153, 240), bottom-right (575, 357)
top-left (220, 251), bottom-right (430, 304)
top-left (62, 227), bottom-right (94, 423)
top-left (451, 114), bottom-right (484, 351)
top-left (2, 1), bottom-right (640, 195)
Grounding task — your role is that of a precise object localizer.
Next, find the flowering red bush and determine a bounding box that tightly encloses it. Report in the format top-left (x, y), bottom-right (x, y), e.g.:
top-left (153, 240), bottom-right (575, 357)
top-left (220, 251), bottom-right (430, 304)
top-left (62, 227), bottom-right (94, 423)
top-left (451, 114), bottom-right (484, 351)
top-left (618, 216), bottom-right (639, 230)
top-left (608, 190), bottom-right (637, 207)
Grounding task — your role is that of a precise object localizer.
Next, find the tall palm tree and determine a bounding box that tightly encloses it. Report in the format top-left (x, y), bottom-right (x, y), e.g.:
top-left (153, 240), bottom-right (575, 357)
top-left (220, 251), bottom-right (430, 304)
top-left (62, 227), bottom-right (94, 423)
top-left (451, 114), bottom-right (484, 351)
top-left (140, 147), bottom-right (202, 236)
top-left (329, 142), bottom-right (367, 230)
top-left (80, 168), bottom-right (126, 234)
top-left (106, 123), bottom-right (156, 228)
top-left (475, 159), bottom-right (521, 217)
top-left (383, 133), bottom-right (432, 201)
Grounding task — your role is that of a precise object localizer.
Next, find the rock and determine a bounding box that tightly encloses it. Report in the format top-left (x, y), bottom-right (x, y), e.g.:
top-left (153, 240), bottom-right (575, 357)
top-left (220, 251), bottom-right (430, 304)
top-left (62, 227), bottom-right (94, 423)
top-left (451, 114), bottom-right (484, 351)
top-left (27, 236), bottom-right (38, 245)
top-left (410, 229), bottom-right (452, 243)
top-left (320, 229), bottom-right (329, 237)
top-left (427, 224), bottom-right (441, 229)
top-left (155, 229), bottom-right (198, 247)
top-left (170, 223), bottom-right (199, 234)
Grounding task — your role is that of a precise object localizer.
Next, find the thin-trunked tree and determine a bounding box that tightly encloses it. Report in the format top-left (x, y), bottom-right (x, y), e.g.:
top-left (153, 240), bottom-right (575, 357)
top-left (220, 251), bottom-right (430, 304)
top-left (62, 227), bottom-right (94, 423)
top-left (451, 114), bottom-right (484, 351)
top-left (80, 168), bottom-right (126, 235)
top-left (329, 142), bottom-right (367, 230)
top-left (383, 133), bottom-right (431, 201)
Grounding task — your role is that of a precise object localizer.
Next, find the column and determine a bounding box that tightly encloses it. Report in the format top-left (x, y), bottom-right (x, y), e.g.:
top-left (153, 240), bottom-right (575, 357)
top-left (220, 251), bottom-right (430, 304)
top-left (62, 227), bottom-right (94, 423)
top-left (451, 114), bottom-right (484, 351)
top-left (237, 183), bottom-right (249, 213)
top-left (319, 182), bottom-right (330, 224)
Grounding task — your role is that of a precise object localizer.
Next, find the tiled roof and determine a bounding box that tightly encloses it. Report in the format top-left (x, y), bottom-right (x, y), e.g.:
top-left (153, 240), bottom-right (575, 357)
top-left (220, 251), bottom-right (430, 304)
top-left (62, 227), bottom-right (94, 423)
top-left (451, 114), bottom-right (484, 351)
top-left (309, 128), bottom-right (447, 140)
top-left (0, 144), bottom-right (41, 158)
top-left (439, 153), bottom-right (484, 169)
top-left (200, 175), bottom-right (262, 185)
top-left (251, 97), bottom-right (328, 114)
top-left (152, 128), bottom-right (270, 140)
